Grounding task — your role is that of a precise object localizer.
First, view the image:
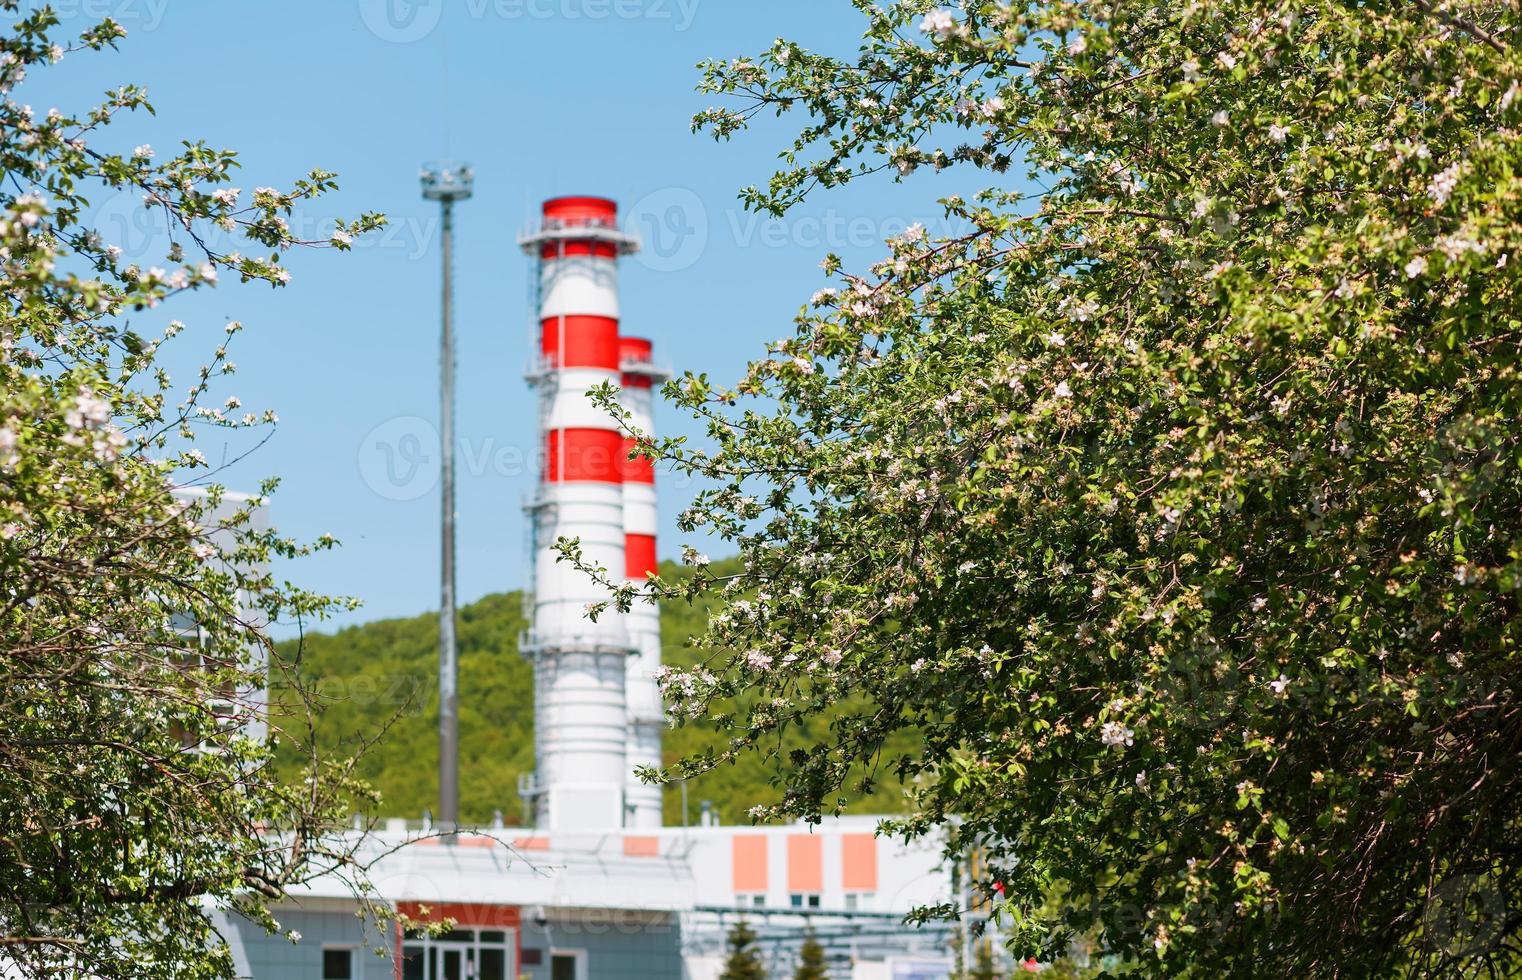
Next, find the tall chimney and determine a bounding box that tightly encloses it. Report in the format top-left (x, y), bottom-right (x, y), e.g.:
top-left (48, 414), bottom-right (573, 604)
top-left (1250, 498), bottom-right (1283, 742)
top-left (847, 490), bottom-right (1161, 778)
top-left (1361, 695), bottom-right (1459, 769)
top-left (519, 197), bottom-right (637, 829)
top-left (618, 336), bottom-right (667, 828)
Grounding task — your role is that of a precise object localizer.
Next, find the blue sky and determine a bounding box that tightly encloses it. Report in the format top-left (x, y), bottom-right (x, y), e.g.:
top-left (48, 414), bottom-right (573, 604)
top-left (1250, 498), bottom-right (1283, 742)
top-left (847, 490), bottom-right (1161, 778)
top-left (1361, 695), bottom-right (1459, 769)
top-left (26, 0), bottom-right (977, 635)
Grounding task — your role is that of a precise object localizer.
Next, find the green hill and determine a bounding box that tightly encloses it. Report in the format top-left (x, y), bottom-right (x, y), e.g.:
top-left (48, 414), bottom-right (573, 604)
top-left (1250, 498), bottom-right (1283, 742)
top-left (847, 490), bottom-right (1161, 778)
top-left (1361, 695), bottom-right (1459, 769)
top-left (273, 560), bottom-right (910, 826)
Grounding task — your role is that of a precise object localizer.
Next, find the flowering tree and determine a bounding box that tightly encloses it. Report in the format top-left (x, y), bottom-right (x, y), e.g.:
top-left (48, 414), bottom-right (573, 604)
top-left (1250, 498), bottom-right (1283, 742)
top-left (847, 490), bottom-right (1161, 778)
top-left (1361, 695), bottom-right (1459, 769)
top-left (588, 0), bottom-right (1522, 972)
top-left (0, 4), bottom-right (388, 976)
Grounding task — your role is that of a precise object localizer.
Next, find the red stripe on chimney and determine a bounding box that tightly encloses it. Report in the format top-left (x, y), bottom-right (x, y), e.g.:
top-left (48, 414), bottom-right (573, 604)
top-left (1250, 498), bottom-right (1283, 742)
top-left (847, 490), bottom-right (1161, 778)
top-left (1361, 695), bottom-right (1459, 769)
top-left (545, 428), bottom-right (624, 484)
top-left (625, 533), bottom-right (657, 579)
top-left (620, 335), bottom-right (655, 386)
top-left (543, 196), bottom-right (617, 224)
top-left (541, 316), bottom-right (620, 370)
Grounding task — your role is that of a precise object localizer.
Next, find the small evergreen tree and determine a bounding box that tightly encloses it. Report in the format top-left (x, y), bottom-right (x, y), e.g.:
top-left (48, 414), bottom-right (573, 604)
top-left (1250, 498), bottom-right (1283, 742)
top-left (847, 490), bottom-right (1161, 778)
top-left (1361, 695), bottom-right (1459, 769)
top-left (719, 918), bottom-right (768, 980)
top-left (793, 929), bottom-right (829, 980)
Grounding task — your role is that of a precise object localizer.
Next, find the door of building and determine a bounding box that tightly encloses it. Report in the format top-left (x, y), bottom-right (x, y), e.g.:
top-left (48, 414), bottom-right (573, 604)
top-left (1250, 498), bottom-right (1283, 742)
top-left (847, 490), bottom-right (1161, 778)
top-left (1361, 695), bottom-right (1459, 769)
top-left (400, 929), bottom-right (512, 980)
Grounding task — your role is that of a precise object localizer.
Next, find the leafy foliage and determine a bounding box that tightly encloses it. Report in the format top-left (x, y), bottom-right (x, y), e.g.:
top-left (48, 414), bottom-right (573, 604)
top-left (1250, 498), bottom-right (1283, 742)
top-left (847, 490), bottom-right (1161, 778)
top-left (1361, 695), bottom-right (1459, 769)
top-left (584, 0), bottom-right (1522, 974)
top-left (0, 4), bottom-right (384, 976)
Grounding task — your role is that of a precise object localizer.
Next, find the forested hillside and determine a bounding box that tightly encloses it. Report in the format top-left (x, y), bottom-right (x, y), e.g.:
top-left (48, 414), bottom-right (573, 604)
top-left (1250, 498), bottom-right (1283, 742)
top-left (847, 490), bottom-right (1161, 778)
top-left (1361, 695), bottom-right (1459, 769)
top-left (273, 560), bottom-right (910, 825)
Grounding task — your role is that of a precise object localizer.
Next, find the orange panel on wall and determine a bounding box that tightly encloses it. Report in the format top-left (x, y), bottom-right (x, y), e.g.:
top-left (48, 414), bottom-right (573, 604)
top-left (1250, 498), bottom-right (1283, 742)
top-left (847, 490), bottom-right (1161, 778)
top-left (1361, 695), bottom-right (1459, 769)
top-left (787, 834), bottom-right (823, 893)
top-left (623, 835), bottom-right (660, 857)
top-left (732, 835), bottom-right (768, 892)
top-left (842, 834), bottom-right (878, 891)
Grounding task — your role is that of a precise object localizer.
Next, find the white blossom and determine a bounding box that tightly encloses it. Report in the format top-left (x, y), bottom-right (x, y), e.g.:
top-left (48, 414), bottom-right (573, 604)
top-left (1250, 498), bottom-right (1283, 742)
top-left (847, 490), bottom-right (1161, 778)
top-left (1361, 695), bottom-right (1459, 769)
top-left (66, 391), bottom-right (110, 430)
top-left (918, 9), bottom-right (956, 37)
top-left (1404, 255), bottom-right (1427, 279)
top-left (1428, 161), bottom-right (1462, 207)
top-left (1101, 720), bottom-right (1135, 748)
top-left (1435, 234), bottom-right (1485, 261)
top-left (1058, 295), bottom-right (1100, 322)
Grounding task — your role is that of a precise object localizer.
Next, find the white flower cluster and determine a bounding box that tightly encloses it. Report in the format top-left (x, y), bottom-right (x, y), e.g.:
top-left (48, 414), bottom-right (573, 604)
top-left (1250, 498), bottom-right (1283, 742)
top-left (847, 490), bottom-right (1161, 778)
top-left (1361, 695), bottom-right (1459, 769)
top-left (1434, 233), bottom-right (1485, 262)
top-left (655, 665), bottom-right (718, 720)
top-left (0, 424), bottom-right (17, 471)
top-left (1101, 720), bottom-right (1135, 748)
top-left (918, 9), bottom-right (956, 38)
top-left (1428, 161), bottom-right (1463, 207)
top-left (1057, 295), bottom-right (1100, 322)
top-left (65, 390), bottom-right (110, 430)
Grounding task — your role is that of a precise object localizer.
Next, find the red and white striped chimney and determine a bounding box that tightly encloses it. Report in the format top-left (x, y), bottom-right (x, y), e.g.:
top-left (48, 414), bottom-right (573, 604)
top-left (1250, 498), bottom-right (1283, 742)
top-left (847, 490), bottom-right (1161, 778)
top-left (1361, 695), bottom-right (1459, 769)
top-left (520, 196), bottom-right (638, 830)
top-left (619, 336), bottom-right (668, 829)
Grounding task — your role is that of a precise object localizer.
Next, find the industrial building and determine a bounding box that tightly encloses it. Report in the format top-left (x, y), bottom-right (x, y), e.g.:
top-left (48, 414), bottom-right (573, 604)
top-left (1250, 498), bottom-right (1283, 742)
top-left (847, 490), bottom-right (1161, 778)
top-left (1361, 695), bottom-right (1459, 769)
top-left (223, 196), bottom-right (962, 979)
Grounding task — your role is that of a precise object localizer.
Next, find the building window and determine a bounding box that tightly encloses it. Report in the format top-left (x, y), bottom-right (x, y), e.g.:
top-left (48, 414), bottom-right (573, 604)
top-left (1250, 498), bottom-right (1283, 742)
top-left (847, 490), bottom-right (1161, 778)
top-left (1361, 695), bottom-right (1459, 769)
top-left (790, 893), bottom-right (821, 909)
top-left (550, 949), bottom-right (586, 980)
top-left (322, 948), bottom-right (354, 979)
top-left (844, 892), bottom-right (875, 911)
top-left (735, 893), bottom-right (765, 908)
top-left (401, 927), bottom-right (513, 980)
